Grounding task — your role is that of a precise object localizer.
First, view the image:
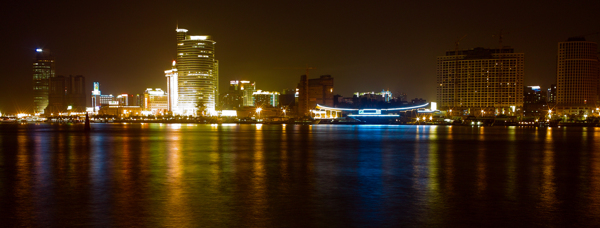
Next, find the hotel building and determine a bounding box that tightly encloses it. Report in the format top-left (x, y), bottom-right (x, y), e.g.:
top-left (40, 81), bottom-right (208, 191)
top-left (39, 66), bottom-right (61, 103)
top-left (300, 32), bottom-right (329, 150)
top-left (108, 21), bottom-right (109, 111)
top-left (436, 47), bottom-right (524, 116)
top-left (556, 37), bottom-right (599, 115)
top-left (170, 28), bottom-right (219, 115)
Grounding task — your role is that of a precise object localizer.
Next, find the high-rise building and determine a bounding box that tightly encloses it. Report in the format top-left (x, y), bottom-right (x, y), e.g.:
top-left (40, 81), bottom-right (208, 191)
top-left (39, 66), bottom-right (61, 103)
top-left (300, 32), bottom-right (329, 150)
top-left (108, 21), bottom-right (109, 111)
top-left (297, 75), bottom-right (334, 116)
top-left (556, 37), bottom-right (599, 115)
top-left (33, 48), bottom-right (55, 114)
top-left (228, 80), bottom-right (256, 107)
top-left (547, 84), bottom-right (557, 104)
top-left (253, 90), bottom-right (280, 107)
top-left (170, 28), bottom-right (219, 115)
top-left (523, 86), bottom-right (548, 117)
top-left (437, 47), bottom-right (524, 116)
top-left (45, 75), bottom-right (86, 114)
top-left (280, 89), bottom-right (296, 108)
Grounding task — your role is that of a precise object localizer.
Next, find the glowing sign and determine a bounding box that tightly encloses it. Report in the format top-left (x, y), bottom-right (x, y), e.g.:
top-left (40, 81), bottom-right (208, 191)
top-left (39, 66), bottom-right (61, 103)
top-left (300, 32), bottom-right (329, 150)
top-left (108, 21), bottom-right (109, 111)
top-left (36, 49), bottom-right (42, 52)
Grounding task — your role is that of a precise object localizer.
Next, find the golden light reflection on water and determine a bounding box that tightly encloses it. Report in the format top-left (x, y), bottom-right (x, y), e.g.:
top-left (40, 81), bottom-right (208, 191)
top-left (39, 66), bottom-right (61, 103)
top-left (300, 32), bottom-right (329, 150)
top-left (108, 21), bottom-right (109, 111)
top-left (477, 127), bottom-right (486, 196)
top-left (15, 134), bottom-right (33, 226)
top-left (425, 126), bottom-right (442, 225)
top-left (590, 130), bottom-right (600, 217)
top-left (251, 125), bottom-right (267, 226)
top-left (441, 126), bottom-right (454, 194)
top-left (506, 127), bottom-right (517, 200)
top-left (165, 129), bottom-right (185, 225)
top-left (540, 129), bottom-right (557, 215)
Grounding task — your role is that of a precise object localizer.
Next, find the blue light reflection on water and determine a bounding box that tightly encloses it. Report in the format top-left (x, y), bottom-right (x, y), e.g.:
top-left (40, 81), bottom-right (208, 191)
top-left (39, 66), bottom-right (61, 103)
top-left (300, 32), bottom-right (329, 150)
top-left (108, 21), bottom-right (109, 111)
top-left (1, 124), bottom-right (600, 227)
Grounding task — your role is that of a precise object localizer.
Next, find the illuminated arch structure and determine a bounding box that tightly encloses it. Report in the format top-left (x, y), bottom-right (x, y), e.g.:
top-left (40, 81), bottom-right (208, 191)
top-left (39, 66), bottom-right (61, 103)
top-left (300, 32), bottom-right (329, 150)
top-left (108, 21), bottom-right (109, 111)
top-left (313, 103), bottom-right (433, 123)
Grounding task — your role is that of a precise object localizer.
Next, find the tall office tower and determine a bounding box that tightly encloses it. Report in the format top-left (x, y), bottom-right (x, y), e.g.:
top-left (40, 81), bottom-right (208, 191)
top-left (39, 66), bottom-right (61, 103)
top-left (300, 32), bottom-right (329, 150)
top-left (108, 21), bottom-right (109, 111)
top-left (173, 28), bottom-right (219, 115)
top-left (297, 75), bottom-right (334, 116)
top-left (556, 37), bottom-right (599, 115)
top-left (436, 47), bottom-right (524, 116)
top-left (33, 48), bottom-right (55, 114)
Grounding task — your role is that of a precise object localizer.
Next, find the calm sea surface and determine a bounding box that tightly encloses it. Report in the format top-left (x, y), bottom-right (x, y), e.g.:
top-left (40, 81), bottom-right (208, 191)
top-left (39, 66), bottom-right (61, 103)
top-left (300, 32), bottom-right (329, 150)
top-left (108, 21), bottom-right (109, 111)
top-left (1, 123), bottom-right (599, 227)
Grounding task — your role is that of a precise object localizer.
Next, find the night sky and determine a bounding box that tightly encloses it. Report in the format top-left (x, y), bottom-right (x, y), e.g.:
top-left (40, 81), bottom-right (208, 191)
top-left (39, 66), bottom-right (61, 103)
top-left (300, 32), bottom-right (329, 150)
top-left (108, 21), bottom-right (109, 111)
top-left (1, 0), bottom-right (599, 113)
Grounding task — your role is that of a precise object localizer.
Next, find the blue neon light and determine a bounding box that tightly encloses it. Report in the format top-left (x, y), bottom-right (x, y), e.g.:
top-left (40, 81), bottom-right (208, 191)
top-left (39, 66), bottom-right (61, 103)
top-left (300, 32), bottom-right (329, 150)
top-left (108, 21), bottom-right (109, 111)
top-left (348, 114), bottom-right (400, 117)
top-left (359, 109), bottom-right (381, 114)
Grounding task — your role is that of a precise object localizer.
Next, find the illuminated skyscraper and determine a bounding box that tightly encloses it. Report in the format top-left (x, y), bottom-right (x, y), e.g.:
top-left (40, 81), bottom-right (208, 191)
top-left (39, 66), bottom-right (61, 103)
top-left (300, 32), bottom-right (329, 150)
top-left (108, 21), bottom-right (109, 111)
top-left (556, 37), bottom-right (599, 115)
top-left (33, 48), bottom-right (55, 114)
top-left (437, 47), bottom-right (524, 116)
top-left (164, 60), bottom-right (178, 113)
top-left (172, 28), bottom-right (219, 115)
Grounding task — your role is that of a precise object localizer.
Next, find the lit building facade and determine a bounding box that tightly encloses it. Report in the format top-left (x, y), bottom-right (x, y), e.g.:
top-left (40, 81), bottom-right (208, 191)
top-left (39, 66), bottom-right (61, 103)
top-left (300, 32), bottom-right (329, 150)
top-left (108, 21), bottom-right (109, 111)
top-left (33, 48), bottom-right (55, 114)
top-left (556, 37), bottom-right (599, 115)
top-left (143, 88), bottom-right (168, 114)
top-left (437, 47), bottom-right (524, 116)
top-left (116, 94), bottom-right (129, 106)
top-left (99, 95), bottom-right (115, 106)
top-left (232, 80), bottom-right (256, 106)
top-left (172, 28), bottom-right (219, 115)
top-left (164, 60), bottom-right (178, 113)
top-left (253, 90), bottom-right (280, 107)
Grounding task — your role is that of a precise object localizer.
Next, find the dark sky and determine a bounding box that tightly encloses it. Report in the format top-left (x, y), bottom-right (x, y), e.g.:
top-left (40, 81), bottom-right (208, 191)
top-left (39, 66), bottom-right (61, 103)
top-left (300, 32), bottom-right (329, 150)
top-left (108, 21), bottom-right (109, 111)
top-left (1, 0), bottom-right (599, 113)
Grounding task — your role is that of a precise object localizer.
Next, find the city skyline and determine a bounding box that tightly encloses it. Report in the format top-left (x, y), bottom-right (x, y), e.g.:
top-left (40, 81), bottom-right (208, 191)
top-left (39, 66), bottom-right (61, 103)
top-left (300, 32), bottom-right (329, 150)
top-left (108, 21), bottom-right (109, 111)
top-left (1, 1), bottom-right (599, 114)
